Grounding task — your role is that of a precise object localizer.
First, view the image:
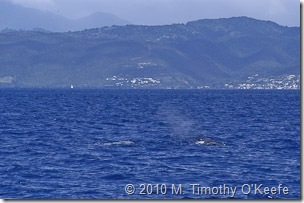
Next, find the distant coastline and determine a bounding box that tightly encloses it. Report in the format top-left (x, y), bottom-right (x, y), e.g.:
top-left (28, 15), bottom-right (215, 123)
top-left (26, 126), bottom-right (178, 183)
top-left (0, 17), bottom-right (299, 89)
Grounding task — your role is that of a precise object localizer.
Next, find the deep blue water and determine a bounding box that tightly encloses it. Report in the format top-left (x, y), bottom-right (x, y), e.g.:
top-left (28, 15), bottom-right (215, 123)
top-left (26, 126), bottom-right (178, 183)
top-left (0, 89), bottom-right (300, 199)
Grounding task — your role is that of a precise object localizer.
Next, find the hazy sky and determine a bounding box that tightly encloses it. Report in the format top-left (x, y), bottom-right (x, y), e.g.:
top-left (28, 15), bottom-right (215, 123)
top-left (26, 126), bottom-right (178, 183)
top-left (8, 0), bottom-right (300, 27)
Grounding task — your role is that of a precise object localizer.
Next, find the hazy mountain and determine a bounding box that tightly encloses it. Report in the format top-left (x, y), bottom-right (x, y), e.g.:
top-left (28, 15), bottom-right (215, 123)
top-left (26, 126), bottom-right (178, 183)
top-left (0, 17), bottom-right (299, 88)
top-left (0, 1), bottom-right (130, 32)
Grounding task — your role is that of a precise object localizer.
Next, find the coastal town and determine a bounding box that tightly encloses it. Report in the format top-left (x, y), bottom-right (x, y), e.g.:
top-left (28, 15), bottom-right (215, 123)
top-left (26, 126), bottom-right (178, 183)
top-left (222, 74), bottom-right (300, 90)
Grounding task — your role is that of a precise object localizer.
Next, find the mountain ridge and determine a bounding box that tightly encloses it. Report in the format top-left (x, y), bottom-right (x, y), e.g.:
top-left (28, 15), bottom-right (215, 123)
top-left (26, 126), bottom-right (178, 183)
top-left (0, 1), bottom-right (130, 32)
top-left (0, 17), bottom-right (300, 89)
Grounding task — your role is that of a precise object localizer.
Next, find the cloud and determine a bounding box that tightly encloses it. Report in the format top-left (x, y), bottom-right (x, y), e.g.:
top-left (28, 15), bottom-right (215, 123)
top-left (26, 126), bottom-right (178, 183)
top-left (9, 0), bottom-right (55, 10)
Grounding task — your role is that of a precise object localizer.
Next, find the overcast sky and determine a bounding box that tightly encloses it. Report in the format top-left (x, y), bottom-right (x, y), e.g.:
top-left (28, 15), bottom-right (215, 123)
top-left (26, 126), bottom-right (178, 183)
top-left (8, 0), bottom-right (300, 27)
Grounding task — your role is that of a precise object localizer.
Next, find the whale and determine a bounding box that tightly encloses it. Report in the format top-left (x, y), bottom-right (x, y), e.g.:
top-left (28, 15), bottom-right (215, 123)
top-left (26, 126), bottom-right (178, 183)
top-left (96, 140), bottom-right (136, 147)
top-left (195, 137), bottom-right (225, 146)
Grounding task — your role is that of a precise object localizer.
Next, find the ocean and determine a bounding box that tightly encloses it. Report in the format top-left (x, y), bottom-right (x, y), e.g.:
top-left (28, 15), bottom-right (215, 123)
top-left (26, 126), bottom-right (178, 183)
top-left (0, 89), bottom-right (300, 199)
